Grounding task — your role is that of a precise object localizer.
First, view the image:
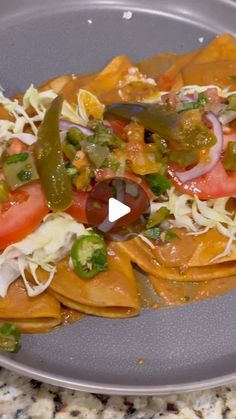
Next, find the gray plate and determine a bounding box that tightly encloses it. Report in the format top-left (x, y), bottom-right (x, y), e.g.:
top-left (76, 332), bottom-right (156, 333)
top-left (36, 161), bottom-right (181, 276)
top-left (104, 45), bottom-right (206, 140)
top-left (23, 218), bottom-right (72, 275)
top-left (0, 0), bottom-right (236, 395)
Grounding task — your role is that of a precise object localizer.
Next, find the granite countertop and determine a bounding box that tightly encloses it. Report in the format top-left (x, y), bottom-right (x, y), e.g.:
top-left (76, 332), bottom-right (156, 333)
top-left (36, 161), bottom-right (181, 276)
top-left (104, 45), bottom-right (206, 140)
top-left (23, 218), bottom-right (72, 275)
top-left (0, 369), bottom-right (235, 418)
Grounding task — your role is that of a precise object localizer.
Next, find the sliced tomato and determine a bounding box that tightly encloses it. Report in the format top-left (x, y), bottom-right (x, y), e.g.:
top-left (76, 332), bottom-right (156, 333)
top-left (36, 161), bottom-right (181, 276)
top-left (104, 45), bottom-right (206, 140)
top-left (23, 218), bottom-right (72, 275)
top-left (108, 119), bottom-right (127, 138)
top-left (0, 182), bottom-right (49, 249)
top-left (95, 169), bottom-right (153, 199)
top-left (85, 178), bottom-right (150, 228)
top-left (169, 161), bottom-right (236, 199)
top-left (66, 170), bottom-right (153, 225)
top-left (95, 168), bottom-right (116, 182)
top-left (66, 190), bottom-right (88, 223)
top-left (7, 138), bottom-right (27, 155)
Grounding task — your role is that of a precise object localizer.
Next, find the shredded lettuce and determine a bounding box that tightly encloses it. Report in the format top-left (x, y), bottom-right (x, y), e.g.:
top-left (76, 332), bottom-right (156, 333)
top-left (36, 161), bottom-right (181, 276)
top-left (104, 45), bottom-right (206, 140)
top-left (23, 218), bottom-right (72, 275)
top-left (151, 188), bottom-right (236, 261)
top-left (23, 84), bottom-right (57, 114)
top-left (0, 84), bottom-right (97, 156)
top-left (0, 213), bottom-right (88, 297)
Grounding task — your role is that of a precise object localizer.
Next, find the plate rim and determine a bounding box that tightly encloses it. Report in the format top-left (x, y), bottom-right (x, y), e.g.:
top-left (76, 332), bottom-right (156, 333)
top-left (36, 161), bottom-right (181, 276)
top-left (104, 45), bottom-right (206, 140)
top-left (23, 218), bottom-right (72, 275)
top-left (0, 355), bottom-right (236, 395)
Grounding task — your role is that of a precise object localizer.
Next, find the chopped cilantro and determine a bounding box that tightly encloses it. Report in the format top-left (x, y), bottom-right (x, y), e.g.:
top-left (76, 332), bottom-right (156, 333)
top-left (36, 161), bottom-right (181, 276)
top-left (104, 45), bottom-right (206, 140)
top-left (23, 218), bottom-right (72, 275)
top-left (146, 173), bottom-right (171, 196)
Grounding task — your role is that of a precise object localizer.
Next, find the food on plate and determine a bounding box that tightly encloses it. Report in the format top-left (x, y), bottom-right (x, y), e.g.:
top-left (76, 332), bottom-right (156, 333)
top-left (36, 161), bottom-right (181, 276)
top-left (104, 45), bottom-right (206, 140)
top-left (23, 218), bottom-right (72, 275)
top-left (1, 33), bottom-right (236, 351)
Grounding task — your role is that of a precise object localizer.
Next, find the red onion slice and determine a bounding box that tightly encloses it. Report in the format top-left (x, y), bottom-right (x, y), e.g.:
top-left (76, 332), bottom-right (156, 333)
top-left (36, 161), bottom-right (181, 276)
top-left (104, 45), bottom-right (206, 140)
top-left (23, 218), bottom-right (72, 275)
top-left (175, 112), bottom-right (223, 183)
top-left (59, 119), bottom-right (94, 136)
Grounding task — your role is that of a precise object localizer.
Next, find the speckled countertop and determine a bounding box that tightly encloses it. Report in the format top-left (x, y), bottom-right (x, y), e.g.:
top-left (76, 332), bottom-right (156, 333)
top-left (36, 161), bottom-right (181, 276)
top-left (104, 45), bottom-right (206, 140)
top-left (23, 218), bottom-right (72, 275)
top-left (0, 369), bottom-right (235, 418)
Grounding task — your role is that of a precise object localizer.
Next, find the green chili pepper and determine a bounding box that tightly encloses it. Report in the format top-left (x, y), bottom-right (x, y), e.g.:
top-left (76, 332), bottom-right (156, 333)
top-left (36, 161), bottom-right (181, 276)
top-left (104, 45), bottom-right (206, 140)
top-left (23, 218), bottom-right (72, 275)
top-left (152, 134), bottom-right (169, 153)
top-left (223, 141), bottom-right (236, 170)
top-left (227, 94), bottom-right (236, 111)
top-left (160, 230), bottom-right (180, 243)
top-left (146, 173), bottom-right (171, 196)
top-left (178, 92), bottom-right (208, 113)
top-left (146, 207), bottom-right (170, 229)
top-left (17, 169), bottom-right (32, 182)
top-left (66, 127), bottom-right (84, 148)
top-left (5, 152), bottom-right (29, 165)
top-left (101, 158), bottom-right (120, 172)
top-left (0, 323), bottom-right (21, 352)
top-left (3, 152), bottom-right (39, 190)
top-left (88, 120), bottom-right (123, 148)
top-left (169, 150), bottom-right (199, 168)
top-left (71, 233), bottom-right (108, 279)
top-left (143, 227), bottom-right (161, 240)
top-left (0, 181), bottom-right (9, 202)
top-left (106, 103), bottom-right (216, 151)
top-left (83, 142), bottom-right (109, 168)
top-left (178, 101), bottom-right (202, 112)
top-left (65, 162), bottom-right (78, 178)
top-left (35, 95), bottom-right (72, 211)
top-left (62, 142), bottom-right (77, 161)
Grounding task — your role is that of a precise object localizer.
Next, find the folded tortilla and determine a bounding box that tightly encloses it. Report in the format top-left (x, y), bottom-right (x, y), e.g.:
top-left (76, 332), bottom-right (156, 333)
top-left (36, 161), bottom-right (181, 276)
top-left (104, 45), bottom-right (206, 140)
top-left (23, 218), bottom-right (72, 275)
top-left (115, 235), bottom-right (236, 281)
top-left (116, 228), bottom-right (236, 269)
top-left (149, 274), bottom-right (236, 307)
top-left (0, 279), bottom-right (61, 333)
top-left (151, 229), bottom-right (236, 267)
top-left (36, 246), bottom-right (140, 318)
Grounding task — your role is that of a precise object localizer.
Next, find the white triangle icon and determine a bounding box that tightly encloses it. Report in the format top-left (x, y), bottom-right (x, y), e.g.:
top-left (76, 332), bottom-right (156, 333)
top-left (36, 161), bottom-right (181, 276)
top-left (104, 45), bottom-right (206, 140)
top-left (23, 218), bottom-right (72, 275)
top-left (108, 197), bottom-right (131, 223)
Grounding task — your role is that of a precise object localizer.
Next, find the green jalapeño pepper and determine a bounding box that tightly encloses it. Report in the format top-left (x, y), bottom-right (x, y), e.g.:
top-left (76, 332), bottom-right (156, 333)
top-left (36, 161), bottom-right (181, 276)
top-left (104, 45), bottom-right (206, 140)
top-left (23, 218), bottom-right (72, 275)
top-left (35, 95), bottom-right (72, 211)
top-left (106, 103), bottom-right (216, 151)
top-left (0, 323), bottom-right (21, 352)
top-left (71, 233), bottom-right (108, 279)
top-left (146, 207), bottom-right (170, 229)
top-left (223, 141), bottom-right (236, 170)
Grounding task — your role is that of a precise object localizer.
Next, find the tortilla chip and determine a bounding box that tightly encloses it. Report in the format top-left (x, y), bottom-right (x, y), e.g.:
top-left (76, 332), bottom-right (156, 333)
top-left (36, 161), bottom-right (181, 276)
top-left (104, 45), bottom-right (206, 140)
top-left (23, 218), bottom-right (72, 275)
top-left (39, 74), bottom-right (73, 94)
top-left (137, 52), bottom-right (178, 80)
top-left (157, 34), bottom-right (236, 90)
top-left (182, 60), bottom-right (236, 89)
top-left (193, 33), bottom-right (236, 63)
top-left (58, 73), bottom-right (96, 104)
top-left (83, 55), bottom-right (133, 104)
top-left (157, 50), bottom-right (199, 90)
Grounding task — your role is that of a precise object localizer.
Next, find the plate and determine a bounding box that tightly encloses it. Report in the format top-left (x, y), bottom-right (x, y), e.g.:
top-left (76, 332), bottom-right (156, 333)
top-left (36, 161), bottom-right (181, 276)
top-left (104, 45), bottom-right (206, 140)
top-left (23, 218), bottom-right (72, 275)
top-left (0, 0), bottom-right (236, 395)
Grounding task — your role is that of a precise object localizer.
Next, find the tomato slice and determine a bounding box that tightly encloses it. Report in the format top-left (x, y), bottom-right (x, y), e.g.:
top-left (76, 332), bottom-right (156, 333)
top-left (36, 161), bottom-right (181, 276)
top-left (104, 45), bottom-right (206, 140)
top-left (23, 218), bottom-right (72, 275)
top-left (169, 161), bottom-right (236, 199)
top-left (66, 170), bottom-right (153, 224)
top-left (95, 169), bottom-right (153, 199)
top-left (0, 182), bottom-right (49, 249)
top-left (66, 191), bottom-right (88, 224)
top-left (108, 119), bottom-right (127, 138)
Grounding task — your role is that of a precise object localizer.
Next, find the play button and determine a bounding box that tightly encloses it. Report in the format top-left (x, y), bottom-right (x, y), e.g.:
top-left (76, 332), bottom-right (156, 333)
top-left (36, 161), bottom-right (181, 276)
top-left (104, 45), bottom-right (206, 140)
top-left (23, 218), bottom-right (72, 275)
top-left (86, 177), bottom-right (150, 241)
top-left (108, 198), bottom-right (131, 222)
